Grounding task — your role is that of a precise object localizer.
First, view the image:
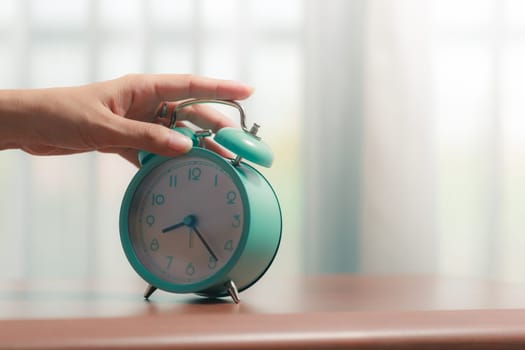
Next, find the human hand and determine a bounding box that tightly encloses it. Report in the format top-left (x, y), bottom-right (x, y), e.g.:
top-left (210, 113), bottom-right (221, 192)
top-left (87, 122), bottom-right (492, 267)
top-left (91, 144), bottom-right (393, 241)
top-left (0, 74), bottom-right (253, 165)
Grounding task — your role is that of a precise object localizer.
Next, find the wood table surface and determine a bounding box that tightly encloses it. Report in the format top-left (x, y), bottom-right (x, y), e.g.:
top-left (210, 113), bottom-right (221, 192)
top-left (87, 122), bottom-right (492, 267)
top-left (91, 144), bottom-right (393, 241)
top-left (1, 274), bottom-right (525, 349)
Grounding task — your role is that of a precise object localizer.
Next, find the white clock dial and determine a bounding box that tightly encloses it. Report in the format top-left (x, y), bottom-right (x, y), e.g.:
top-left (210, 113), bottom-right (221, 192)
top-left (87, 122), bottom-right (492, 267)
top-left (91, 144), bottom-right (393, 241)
top-left (127, 157), bottom-right (245, 285)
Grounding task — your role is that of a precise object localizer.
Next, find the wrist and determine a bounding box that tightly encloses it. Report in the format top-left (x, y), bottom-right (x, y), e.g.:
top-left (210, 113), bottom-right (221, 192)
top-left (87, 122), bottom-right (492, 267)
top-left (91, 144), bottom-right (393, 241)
top-left (0, 89), bottom-right (40, 150)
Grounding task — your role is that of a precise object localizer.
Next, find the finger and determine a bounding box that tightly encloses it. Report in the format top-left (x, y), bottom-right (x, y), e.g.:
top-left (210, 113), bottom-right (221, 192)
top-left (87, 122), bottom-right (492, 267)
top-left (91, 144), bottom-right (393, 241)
top-left (169, 103), bottom-right (239, 131)
top-left (99, 147), bottom-right (140, 167)
top-left (145, 74), bottom-right (254, 102)
top-left (111, 117), bottom-right (193, 157)
top-left (203, 138), bottom-right (236, 159)
top-left (174, 120), bottom-right (236, 159)
top-left (119, 149), bottom-right (141, 167)
top-left (153, 102), bottom-right (172, 127)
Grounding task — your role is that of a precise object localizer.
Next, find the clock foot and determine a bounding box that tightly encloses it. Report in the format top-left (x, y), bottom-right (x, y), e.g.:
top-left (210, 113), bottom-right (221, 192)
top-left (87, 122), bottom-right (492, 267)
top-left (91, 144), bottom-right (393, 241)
top-left (225, 280), bottom-right (240, 304)
top-left (144, 284), bottom-right (158, 300)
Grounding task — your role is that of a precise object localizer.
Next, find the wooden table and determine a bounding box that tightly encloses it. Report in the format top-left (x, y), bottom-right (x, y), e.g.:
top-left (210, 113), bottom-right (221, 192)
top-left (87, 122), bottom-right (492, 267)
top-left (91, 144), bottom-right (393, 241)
top-left (1, 274), bottom-right (525, 349)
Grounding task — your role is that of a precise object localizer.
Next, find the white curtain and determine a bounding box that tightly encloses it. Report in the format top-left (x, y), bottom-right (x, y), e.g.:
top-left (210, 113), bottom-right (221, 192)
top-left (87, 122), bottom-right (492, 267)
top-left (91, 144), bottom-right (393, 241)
top-left (303, 0), bottom-right (525, 282)
top-left (360, 1), bottom-right (437, 274)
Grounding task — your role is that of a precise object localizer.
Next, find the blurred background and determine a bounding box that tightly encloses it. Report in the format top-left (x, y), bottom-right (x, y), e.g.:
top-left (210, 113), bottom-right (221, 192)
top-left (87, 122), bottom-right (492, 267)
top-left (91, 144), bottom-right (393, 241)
top-left (1, 0), bottom-right (525, 284)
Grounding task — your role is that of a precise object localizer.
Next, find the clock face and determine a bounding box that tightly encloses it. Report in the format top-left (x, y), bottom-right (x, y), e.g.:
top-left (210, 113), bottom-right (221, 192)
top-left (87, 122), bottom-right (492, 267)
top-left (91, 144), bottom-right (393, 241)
top-left (126, 155), bottom-right (246, 288)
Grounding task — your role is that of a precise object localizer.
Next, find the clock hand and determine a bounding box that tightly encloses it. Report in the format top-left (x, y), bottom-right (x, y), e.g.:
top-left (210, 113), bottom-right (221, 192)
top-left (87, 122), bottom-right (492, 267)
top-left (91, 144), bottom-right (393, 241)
top-left (161, 215), bottom-right (196, 233)
top-left (190, 225), bottom-right (218, 262)
top-left (161, 221), bottom-right (186, 233)
top-left (161, 215), bottom-right (217, 261)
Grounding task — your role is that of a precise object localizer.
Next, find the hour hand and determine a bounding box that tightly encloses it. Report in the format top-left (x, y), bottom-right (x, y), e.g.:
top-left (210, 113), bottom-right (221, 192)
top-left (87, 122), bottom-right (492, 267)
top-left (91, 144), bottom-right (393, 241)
top-left (161, 215), bottom-right (196, 234)
top-left (161, 221), bottom-right (186, 233)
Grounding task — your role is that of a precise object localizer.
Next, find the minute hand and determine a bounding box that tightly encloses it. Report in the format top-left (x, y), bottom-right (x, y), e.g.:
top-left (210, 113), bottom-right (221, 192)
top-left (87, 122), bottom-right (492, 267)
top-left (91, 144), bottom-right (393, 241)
top-left (191, 225), bottom-right (218, 262)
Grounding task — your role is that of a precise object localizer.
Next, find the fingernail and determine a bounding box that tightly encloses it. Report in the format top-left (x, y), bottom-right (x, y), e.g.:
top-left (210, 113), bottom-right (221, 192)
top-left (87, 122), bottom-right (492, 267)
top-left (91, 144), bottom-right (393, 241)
top-left (241, 83), bottom-right (255, 94)
top-left (168, 132), bottom-right (192, 152)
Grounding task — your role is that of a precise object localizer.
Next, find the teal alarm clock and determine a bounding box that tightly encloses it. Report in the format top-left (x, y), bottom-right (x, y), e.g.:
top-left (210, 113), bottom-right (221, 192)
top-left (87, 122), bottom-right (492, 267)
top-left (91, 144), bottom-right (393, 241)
top-left (119, 99), bottom-right (282, 303)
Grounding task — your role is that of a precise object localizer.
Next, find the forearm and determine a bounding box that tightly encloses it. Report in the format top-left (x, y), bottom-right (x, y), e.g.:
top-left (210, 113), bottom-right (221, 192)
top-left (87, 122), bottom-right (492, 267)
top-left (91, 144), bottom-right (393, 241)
top-left (0, 89), bottom-right (40, 150)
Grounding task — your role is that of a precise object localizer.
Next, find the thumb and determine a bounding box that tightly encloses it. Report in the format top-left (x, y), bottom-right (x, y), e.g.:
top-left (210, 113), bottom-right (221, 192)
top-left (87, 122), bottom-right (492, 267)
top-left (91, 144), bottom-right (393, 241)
top-left (113, 118), bottom-right (193, 157)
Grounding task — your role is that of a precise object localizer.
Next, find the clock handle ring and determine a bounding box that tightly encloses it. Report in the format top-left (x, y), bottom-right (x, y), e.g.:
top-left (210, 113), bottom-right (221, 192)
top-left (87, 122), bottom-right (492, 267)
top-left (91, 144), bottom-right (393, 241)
top-left (170, 99), bottom-right (248, 132)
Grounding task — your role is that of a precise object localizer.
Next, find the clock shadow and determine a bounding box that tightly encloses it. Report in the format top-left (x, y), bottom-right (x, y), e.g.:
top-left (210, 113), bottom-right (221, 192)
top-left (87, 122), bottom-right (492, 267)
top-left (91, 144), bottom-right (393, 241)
top-left (184, 296), bottom-right (231, 305)
top-left (144, 295), bottom-right (258, 315)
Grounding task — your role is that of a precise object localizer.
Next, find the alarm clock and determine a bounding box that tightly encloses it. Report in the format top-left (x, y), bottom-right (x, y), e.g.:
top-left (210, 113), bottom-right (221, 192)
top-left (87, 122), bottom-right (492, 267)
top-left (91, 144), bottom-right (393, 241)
top-left (119, 99), bottom-right (282, 303)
